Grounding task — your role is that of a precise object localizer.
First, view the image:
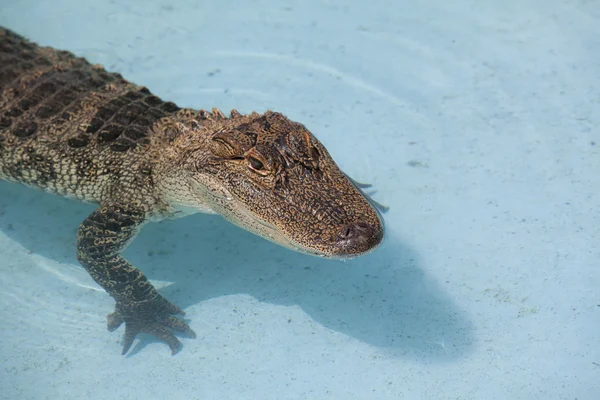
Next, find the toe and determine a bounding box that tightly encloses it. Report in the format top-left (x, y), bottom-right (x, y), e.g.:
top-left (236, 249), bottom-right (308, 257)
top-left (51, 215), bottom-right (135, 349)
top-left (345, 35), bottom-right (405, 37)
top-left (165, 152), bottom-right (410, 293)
top-left (159, 297), bottom-right (184, 315)
top-left (122, 322), bottom-right (141, 355)
top-left (107, 311), bottom-right (124, 332)
top-left (163, 315), bottom-right (194, 335)
top-left (147, 324), bottom-right (182, 356)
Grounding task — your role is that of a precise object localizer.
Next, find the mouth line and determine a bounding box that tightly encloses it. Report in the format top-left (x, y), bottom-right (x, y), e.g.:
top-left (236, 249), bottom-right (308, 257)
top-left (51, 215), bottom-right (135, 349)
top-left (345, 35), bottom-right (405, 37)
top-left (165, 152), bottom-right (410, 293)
top-left (246, 214), bottom-right (382, 259)
top-left (220, 187), bottom-right (383, 259)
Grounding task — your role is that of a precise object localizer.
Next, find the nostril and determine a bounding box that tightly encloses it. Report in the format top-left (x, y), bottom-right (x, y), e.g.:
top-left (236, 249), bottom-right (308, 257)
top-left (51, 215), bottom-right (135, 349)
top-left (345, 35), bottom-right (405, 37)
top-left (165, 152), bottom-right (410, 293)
top-left (334, 221), bottom-right (384, 255)
top-left (339, 225), bottom-right (355, 239)
top-left (338, 223), bottom-right (371, 241)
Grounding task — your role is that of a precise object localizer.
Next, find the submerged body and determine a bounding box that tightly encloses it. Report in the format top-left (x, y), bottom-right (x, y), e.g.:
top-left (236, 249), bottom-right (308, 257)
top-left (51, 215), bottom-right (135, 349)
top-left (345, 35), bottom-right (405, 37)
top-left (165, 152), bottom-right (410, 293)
top-left (0, 27), bottom-right (384, 354)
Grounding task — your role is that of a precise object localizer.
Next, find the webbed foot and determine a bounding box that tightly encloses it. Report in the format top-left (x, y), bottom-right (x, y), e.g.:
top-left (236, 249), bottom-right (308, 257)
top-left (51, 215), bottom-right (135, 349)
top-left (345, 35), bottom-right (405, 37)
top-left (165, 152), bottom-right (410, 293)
top-left (107, 295), bottom-right (196, 355)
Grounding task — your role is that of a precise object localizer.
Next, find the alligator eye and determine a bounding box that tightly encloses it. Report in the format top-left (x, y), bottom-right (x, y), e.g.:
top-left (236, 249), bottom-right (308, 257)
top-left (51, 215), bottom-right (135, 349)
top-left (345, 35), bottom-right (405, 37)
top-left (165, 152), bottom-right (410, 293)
top-left (248, 156), bottom-right (264, 171)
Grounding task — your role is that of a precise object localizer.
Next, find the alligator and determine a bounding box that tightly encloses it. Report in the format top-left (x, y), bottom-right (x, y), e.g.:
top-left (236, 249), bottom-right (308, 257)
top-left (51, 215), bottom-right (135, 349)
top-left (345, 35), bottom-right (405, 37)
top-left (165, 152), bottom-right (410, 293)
top-left (0, 27), bottom-right (384, 355)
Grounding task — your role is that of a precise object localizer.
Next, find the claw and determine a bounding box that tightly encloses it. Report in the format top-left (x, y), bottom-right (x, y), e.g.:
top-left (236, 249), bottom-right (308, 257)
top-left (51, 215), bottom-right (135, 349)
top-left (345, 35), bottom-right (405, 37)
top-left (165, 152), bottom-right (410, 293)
top-left (112, 296), bottom-right (195, 356)
top-left (345, 173), bottom-right (390, 213)
top-left (345, 174), bottom-right (372, 189)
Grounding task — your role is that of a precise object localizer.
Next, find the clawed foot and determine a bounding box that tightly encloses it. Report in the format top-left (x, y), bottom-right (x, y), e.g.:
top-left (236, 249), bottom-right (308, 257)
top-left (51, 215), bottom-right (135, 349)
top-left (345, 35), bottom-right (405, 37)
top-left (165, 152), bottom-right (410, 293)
top-left (345, 173), bottom-right (390, 213)
top-left (107, 295), bottom-right (196, 355)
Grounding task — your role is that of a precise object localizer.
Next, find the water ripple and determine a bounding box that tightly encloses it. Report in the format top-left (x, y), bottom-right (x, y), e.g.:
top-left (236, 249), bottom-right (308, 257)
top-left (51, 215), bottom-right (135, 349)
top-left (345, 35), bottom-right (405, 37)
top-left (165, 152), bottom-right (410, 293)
top-left (213, 51), bottom-right (407, 108)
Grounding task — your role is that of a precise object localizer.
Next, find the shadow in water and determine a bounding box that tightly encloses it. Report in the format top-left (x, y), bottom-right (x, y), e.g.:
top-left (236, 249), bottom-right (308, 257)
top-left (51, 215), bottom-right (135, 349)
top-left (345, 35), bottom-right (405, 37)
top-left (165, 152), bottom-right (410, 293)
top-left (0, 181), bottom-right (474, 362)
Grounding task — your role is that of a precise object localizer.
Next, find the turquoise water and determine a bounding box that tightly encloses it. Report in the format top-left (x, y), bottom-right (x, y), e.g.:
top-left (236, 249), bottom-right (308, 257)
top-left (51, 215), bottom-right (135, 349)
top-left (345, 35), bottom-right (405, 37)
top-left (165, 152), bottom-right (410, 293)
top-left (0, 1), bottom-right (598, 399)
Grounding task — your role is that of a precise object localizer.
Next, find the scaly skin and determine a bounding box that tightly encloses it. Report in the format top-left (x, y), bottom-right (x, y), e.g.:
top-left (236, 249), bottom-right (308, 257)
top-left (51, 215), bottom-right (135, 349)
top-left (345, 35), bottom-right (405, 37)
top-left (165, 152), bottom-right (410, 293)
top-left (0, 27), bottom-right (384, 355)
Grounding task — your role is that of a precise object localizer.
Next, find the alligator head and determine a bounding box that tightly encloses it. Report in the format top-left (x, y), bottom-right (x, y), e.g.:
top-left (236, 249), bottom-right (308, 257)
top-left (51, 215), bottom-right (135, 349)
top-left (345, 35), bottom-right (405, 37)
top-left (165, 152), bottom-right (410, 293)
top-left (171, 108), bottom-right (384, 259)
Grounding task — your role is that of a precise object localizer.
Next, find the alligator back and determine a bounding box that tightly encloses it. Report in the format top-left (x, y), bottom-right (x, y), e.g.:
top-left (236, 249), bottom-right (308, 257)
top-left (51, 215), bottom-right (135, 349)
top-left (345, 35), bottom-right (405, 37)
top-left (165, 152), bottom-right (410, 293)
top-left (0, 27), bottom-right (180, 201)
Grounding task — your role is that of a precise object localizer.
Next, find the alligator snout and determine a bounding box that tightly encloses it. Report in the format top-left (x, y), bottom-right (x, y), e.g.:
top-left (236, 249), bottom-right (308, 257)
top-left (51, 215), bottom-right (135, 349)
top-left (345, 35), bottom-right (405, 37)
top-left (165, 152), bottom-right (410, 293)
top-left (333, 220), bottom-right (384, 257)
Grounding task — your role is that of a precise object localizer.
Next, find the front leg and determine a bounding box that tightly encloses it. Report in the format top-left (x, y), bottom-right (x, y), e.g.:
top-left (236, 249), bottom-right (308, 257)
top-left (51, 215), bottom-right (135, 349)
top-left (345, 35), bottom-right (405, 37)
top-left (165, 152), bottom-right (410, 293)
top-left (77, 203), bottom-right (196, 355)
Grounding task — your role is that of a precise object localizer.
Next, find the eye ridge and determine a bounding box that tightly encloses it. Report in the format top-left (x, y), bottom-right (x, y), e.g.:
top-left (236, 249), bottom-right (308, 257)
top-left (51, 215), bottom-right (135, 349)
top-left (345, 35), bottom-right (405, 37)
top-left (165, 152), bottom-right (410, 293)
top-left (214, 137), bottom-right (234, 151)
